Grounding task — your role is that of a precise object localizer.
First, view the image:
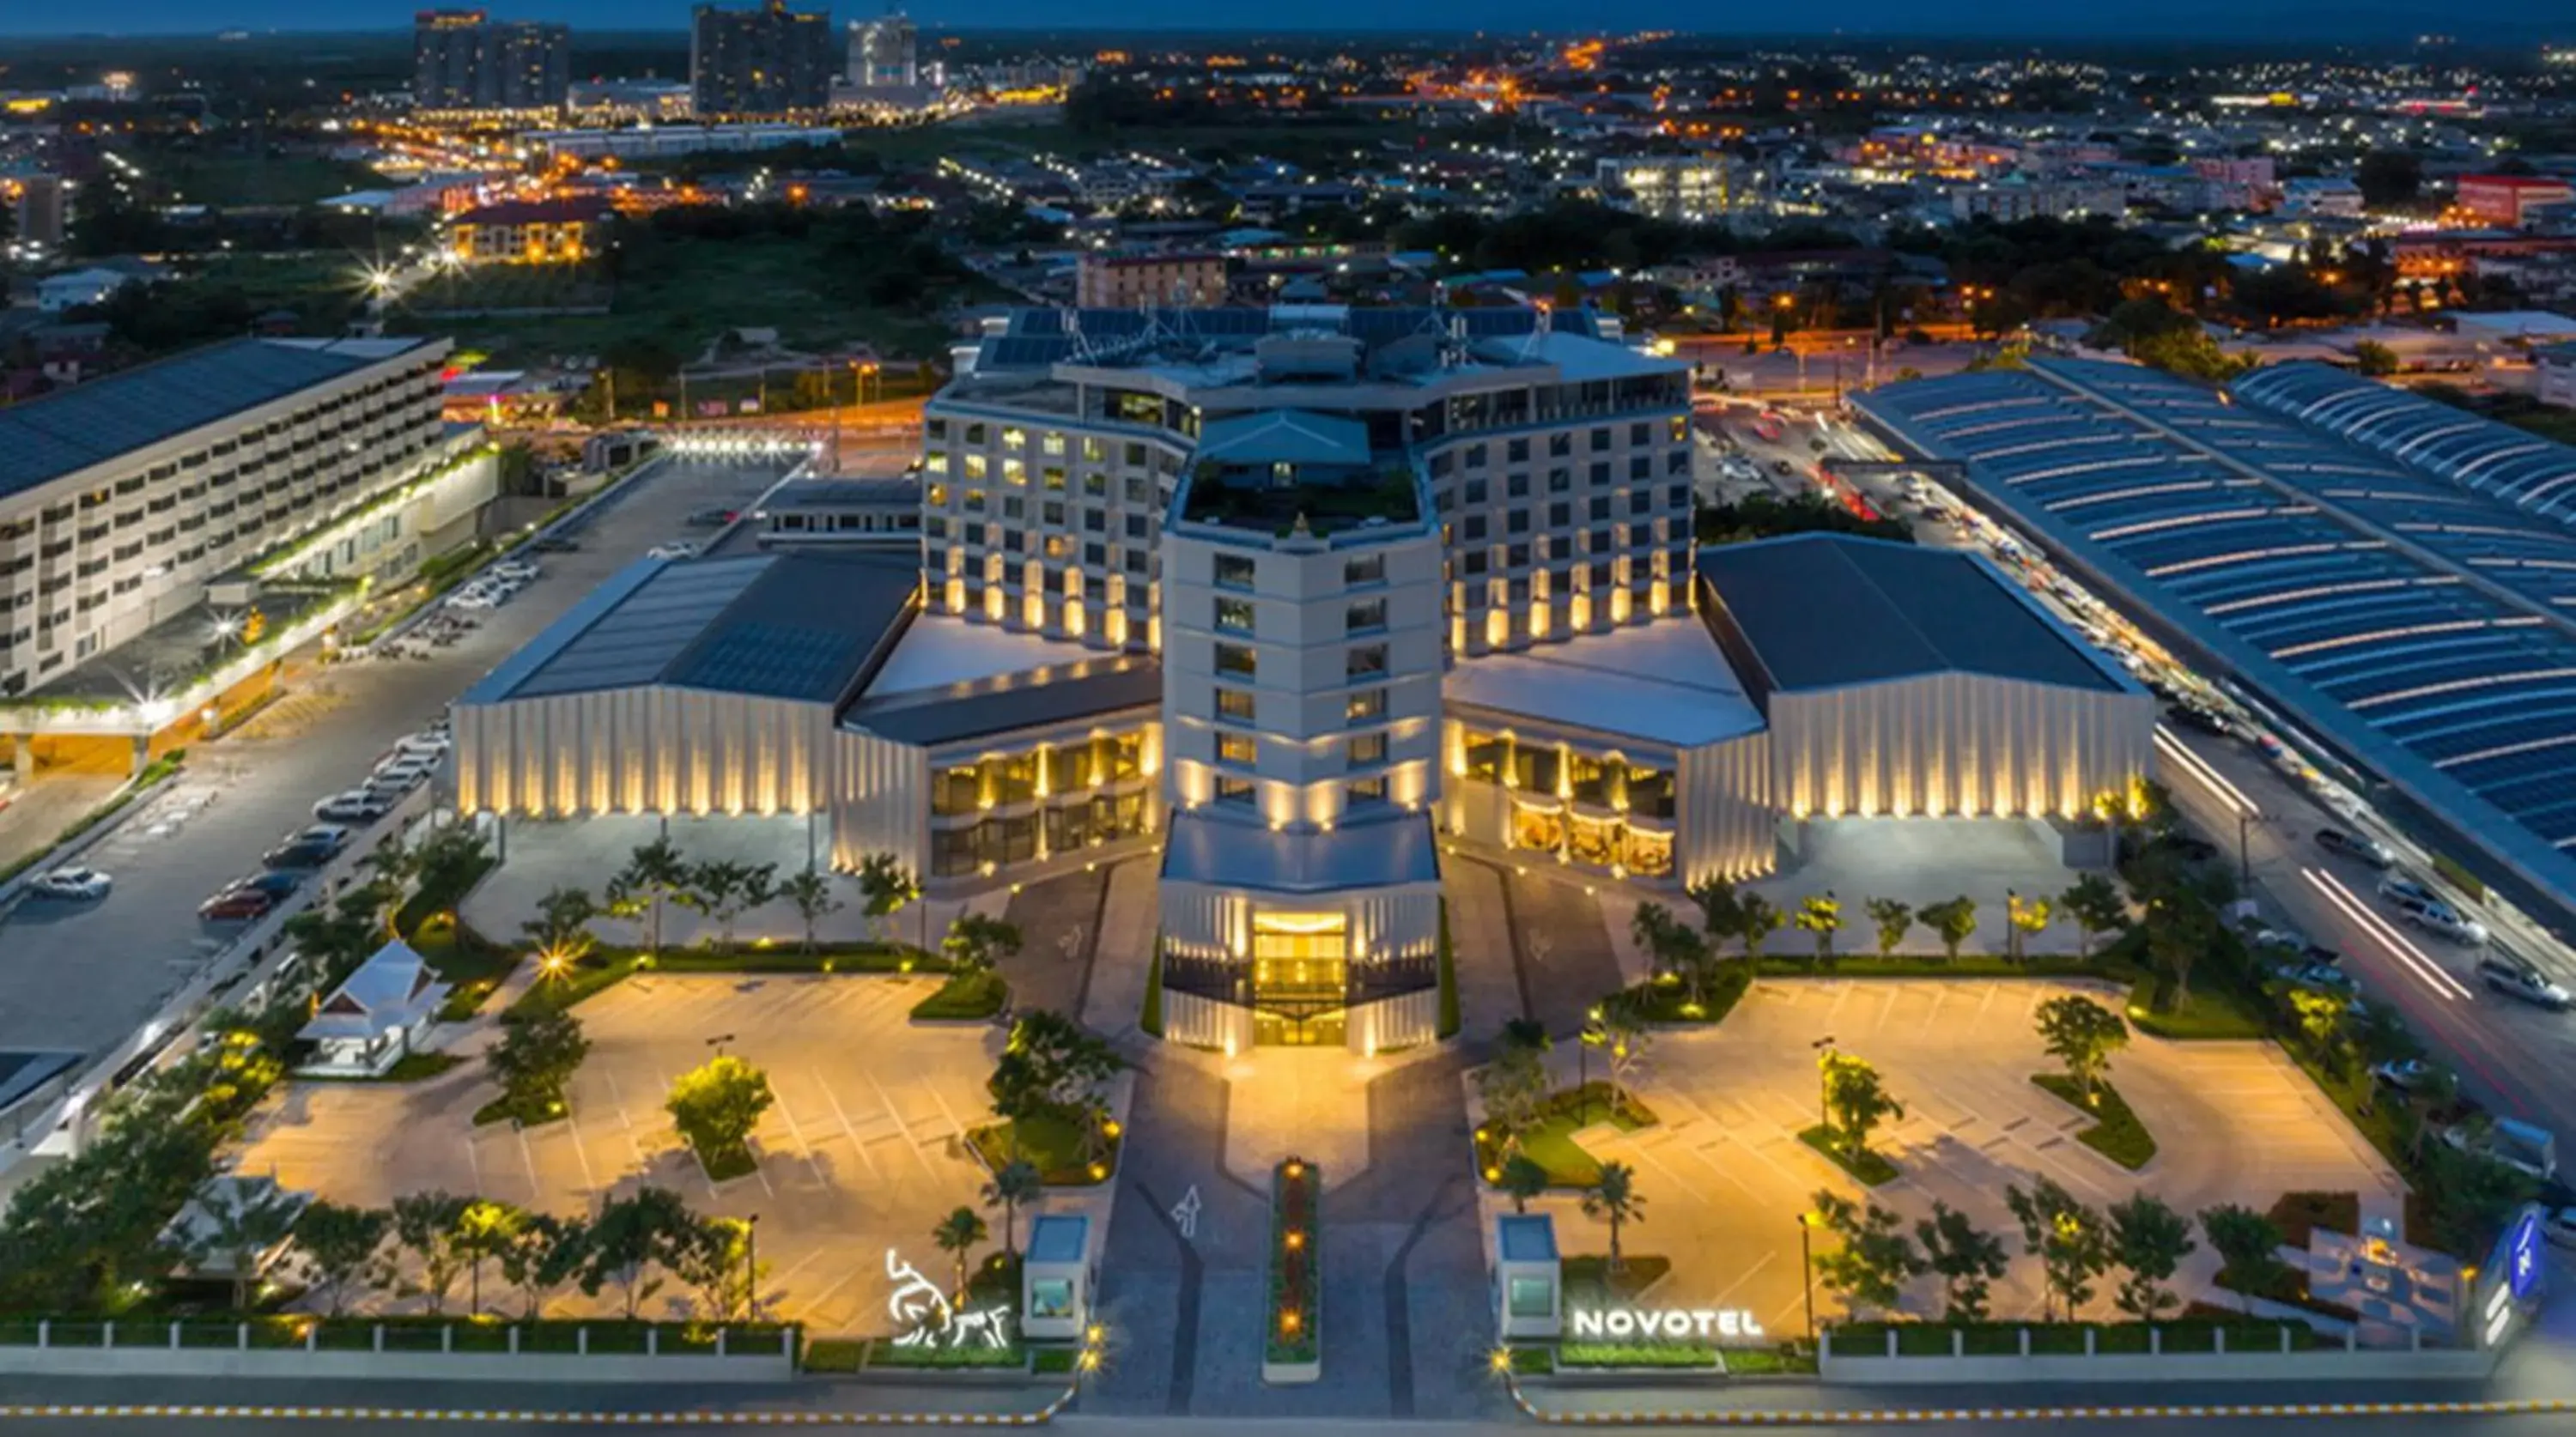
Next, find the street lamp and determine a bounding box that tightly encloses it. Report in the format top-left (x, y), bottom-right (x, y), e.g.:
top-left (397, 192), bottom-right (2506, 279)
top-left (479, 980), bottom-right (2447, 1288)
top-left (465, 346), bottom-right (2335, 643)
top-left (744, 1212), bottom-right (761, 1321)
top-left (707, 1032), bottom-right (737, 1055)
top-left (1579, 1004), bottom-right (1605, 1096)
top-left (1810, 1035), bottom-right (1838, 1134)
top-left (1799, 1210), bottom-right (1820, 1341)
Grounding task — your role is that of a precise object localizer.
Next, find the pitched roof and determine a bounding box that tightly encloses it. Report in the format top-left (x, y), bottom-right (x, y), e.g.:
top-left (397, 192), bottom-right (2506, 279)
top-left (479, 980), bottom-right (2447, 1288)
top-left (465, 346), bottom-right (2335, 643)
top-left (1694, 534), bottom-right (2130, 700)
top-left (298, 939), bottom-right (451, 1042)
top-left (0, 337), bottom-right (428, 500)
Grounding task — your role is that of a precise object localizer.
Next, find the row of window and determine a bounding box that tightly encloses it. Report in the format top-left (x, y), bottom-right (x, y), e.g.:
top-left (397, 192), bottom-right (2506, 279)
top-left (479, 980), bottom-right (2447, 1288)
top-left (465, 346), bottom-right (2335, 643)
top-left (1212, 728), bottom-right (1388, 771)
top-left (1212, 549), bottom-right (1384, 592)
top-left (1212, 640), bottom-right (1388, 683)
top-left (1425, 418), bottom-right (1687, 476)
top-left (927, 792), bottom-right (1155, 876)
top-left (1460, 730), bottom-right (1679, 819)
top-left (1210, 773), bottom-right (1389, 809)
top-left (927, 732), bottom-right (1151, 817)
top-left (1212, 595), bottom-right (1386, 637)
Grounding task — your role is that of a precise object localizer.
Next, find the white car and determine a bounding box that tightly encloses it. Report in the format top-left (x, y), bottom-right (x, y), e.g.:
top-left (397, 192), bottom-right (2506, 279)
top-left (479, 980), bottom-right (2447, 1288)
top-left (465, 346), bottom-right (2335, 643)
top-left (368, 755), bottom-right (439, 791)
top-left (314, 790), bottom-right (396, 823)
top-left (28, 866), bottom-right (112, 900)
top-left (393, 731), bottom-right (452, 760)
top-left (447, 588), bottom-right (498, 610)
top-left (491, 560), bottom-right (539, 581)
top-left (647, 541), bottom-right (700, 561)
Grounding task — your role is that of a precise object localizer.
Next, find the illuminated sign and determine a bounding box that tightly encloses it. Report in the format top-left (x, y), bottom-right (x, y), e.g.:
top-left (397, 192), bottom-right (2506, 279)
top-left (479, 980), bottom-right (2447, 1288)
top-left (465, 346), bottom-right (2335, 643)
top-left (2508, 1210), bottom-right (2543, 1303)
top-left (1569, 1307), bottom-right (1764, 1343)
top-left (884, 1248), bottom-right (1012, 1349)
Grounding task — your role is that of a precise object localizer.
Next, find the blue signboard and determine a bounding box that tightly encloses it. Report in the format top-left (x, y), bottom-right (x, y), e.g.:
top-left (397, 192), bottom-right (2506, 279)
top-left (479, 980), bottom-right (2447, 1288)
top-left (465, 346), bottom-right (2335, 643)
top-left (2508, 1210), bottom-right (2544, 1303)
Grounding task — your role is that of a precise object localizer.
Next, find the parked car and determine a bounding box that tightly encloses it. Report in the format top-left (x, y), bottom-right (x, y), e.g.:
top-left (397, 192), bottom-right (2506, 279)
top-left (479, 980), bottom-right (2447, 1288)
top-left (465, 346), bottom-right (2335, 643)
top-left (392, 731), bottom-right (452, 761)
top-left (530, 534), bottom-right (581, 554)
top-left (2368, 1058), bottom-right (2438, 1093)
top-left (2441, 1117), bottom-right (2559, 1183)
top-left (27, 866), bottom-right (112, 900)
top-left (237, 870), bottom-right (307, 900)
top-left (490, 560), bottom-right (540, 581)
top-left (646, 541), bottom-right (700, 561)
top-left (2476, 955), bottom-right (2572, 1010)
top-left (2396, 894), bottom-right (2488, 945)
top-left (447, 588), bottom-right (499, 611)
top-left (288, 823), bottom-right (353, 853)
top-left (198, 887), bottom-right (277, 922)
top-left (2275, 961), bottom-right (2359, 996)
top-left (262, 839), bottom-right (339, 870)
top-left (314, 790), bottom-right (397, 823)
top-left (683, 506), bottom-right (738, 527)
top-left (2314, 827), bottom-right (2397, 869)
top-left (2164, 704), bottom-right (2233, 738)
top-left (2546, 1208), bottom-right (2576, 1250)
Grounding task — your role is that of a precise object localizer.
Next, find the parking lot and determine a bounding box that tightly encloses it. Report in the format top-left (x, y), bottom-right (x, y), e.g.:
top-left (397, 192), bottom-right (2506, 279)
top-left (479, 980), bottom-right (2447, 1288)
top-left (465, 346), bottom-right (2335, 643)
top-left (0, 455), bottom-right (799, 1059)
top-left (1502, 978), bottom-right (2402, 1335)
top-left (235, 972), bottom-right (1003, 1331)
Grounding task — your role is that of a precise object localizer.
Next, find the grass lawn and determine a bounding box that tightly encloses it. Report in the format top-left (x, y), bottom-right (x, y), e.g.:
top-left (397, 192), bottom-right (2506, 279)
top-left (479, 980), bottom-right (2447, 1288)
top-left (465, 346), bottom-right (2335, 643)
top-left (969, 1106), bottom-right (1117, 1186)
top-left (1031, 1346), bottom-right (1078, 1375)
top-left (1561, 1253), bottom-right (1672, 1308)
top-left (410, 913), bottom-right (520, 1022)
top-left (506, 943), bottom-right (932, 1018)
top-left (471, 1091), bottom-right (568, 1130)
top-left (1796, 1125), bottom-right (1899, 1186)
top-left (2284, 1046), bottom-right (2408, 1168)
top-left (2029, 1074), bottom-right (2158, 1169)
top-left (910, 971), bottom-right (1008, 1022)
top-left (1480, 1082), bottom-right (1659, 1189)
top-left (2124, 975), bottom-right (2269, 1040)
top-left (1610, 966), bottom-right (1752, 1025)
top-left (692, 1142), bottom-right (759, 1183)
top-left (1754, 955), bottom-right (2140, 981)
top-left (2265, 1190), bottom-right (2359, 1249)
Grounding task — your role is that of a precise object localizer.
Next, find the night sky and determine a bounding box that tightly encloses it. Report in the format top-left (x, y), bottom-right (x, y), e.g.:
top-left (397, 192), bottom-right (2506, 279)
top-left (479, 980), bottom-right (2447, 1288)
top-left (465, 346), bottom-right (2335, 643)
top-left (0, 0), bottom-right (2563, 39)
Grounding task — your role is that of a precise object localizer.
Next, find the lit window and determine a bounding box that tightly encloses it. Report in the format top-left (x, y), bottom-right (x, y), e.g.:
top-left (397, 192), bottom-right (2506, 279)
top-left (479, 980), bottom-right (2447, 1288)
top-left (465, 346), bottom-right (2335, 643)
top-left (1216, 643), bottom-right (1257, 677)
top-left (1218, 688), bottom-right (1255, 722)
top-left (1346, 688), bottom-right (1385, 723)
top-left (1216, 597), bottom-right (1255, 634)
top-left (1348, 732), bottom-right (1387, 767)
top-left (1218, 731), bottom-right (1257, 766)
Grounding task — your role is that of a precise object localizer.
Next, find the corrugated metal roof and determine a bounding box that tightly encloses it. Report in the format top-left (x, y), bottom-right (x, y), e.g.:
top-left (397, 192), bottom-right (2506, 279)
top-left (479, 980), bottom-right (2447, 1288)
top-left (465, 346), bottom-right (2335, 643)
top-left (1695, 533), bottom-right (2130, 698)
top-left (0, 337), bottom-right (427, 500)
top-left (1161, 810), bottom-right (1440, 893)
top-left (843, 653), bottom-right (1163, 747)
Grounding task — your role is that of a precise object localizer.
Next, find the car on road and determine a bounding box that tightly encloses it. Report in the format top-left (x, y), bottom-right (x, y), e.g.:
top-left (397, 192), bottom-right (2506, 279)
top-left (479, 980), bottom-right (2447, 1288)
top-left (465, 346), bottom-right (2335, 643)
top-left (313, 790), bottom-right (397, 823)
top-left (2395, 894), bottom-right (2488, 945)
top-left (2547, 1208), bottom-right (2576, 1250)
top-left (2476, 954), bottom-right (2572, 1010)
top-left (683, 506), bottom-right (738, 527)
top-left (197, 887), bottom-right (277, 922)
top-left (2369, 1058), bottom-right (2439, 1093)
top-left (2163, 703), bottom-right (2233, 738)
top-left (490, 560), bottom-right (539, 581)
top-left (262, 838), bottom-right (341, 870)
top-left (2314, 827), bottom-right (2397, 869)
top-left (27, 866), bottom-right (112, 900)
top-left (2377, 875), bottom-right (2438, 906)
top-left (647, 541), bottom-right (701, 561)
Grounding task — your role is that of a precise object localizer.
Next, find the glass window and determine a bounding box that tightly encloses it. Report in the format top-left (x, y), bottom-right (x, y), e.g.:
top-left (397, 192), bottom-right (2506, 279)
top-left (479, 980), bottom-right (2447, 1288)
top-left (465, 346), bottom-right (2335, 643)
top-left (1507, 438), bottom-right (1530, 464)
top-left (1218, 688), bottom-right (1255, 722)
top-left (1216, 597), bottom-right (1255, 634)
top-left (1508, 1276), bottom-right (1553, 1320)
top-left (1346, 688), bottom-right (1385, 724)
top-left (1571, 754), bottom-right (1611, 807)
top-left (1514, 743), bottom-right (1560, 795)
top-left (1216, 643), bottom-right (1257, 677)
top-left (1217, 775), bottom-right (1255, 806)
top-left (1030, 1277), bottom-right (1077, 1319)
top-left (933, 765), bottom-right (981, 816)
top-left (1346, 554), bottom-right (1385, 586)
top-left (1215, 554), bottom-right (1256, 590)
top-left (933, 826), bottom-right (981, 877)
top-left (1346, 598), bottom-right (1387, 634)
top-left (1218, 732), bottom-right (1256, 767)
top-left (1464, 731), bottom-right (1507, 783)
top-left (1346, 644), bottom-right (1388, 680)
top-left (1347, 776), bottom-right (1388, 807)
top-left (1348, 732), bottom-right (1387, 767)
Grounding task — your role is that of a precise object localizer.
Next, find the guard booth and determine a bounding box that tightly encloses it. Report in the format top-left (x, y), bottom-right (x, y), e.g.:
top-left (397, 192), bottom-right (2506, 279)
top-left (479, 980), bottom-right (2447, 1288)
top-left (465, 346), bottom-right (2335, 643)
top-left (1023, 1214), bottom-right (1095, 1341)
top-left (1492, 1213), bottom-right (1561, 1339)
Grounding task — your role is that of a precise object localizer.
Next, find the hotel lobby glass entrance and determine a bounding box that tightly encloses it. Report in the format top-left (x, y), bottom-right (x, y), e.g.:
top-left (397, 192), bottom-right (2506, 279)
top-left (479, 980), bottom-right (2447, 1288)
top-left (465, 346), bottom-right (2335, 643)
top-left (1249, 913), bottom-right (1347, 1046)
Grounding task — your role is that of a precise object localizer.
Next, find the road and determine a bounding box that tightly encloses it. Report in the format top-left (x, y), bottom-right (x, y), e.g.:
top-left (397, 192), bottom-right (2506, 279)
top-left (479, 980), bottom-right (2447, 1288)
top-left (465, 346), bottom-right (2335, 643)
top-left (0, 455), bottom-right (797, 1070)
top-left (1803, 410), bottom-right (2576, 1151)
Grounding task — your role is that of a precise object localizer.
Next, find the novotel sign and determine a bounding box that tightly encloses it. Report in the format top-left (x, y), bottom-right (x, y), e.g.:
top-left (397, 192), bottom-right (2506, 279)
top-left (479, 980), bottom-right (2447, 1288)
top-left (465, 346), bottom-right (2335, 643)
top-left (1569, 1307), bottom-right (1764, 1342)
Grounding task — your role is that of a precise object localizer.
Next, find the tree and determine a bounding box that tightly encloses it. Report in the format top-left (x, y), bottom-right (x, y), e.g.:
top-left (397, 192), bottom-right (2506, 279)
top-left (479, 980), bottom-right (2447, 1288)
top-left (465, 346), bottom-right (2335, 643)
top-left (498, 1212), bottom-right (589, 1320)
top-left (1581, 1161), bottom-right (1645, 1274)
top-left (1865, 899), bottom-right (1913, 959)
top-left (1821, 1052), bottom-right (1904, 1161)
top-left (1735, 892), bottom-right (1783, 961)
top-left (2105, 1193), bottom-right (2196, 1320)
top-left (583, 1186), bottom-right (695, 1319)
top-left (1600, 1006), bottom-right (1650, 1113)
top-left (987, 1010), bottom-right (1121, 1122)
top-left (1500, 1017), bottom-right (1552, 1054)
top-left (2034, 996), bottom-right (2129, 1105)
top-left (606, 838), bottom-right (690, 956)
top-left (1810, 1190), bottom-right (1923, 1319)
top-left (2005, 891), bottom-right (2051, 962)
top-left (1499, 1154), bottom-right (1551, 1214)
top-left (1686, 877), bottom-right (1744, 947)
top-left (2005, 1178), bottom-right (2110, 1323)
top-left (2197, 1204), bottom-right (2287, 1313)
top-left (666, 1055), bottom-right (776, 1170)
top-left (2352, 339), bottom-right (2399, 377)
top-left (294, 1202), bottom-right (391, 1317)
top-left (2057, 875), bottom-right (2127, 959)
top-left (173, 1181), bottom-right (307, 1311)
top-left (1476, 1045), bottom-right (1551, 1154)
top-left (487, 1009), bottom-right (589, 1123)
top-left (1630, 902), bottom-right (1682, 985)
top-left (1915, 1201), bottom-right (2009, 1321)
top-left (671, 1215), bottom-right (757, 1322)
top-left (1795, 893), bottom-right (1842, 969)
top-left (2145, 890), bottom-right (2216, 1006)
top-left (983, 1159), bottom-right (1042, 1260)
top-left (777, 870), bottom-right (842, 954)
top-left (521, 886), bottom-right (599, 975)
top-left (856, 852), bottom-right (922, 946)
top-left (683, 859), bottom-right (778, 954)
top-left (453, 1199), bottom-right (526, 1316)
top-left (392, 1191), bottom-right (472, 1315)
top-left (2288, 988), bottom-right (2352, 1071)
top-left (2418, 1141), bottom-right (2537, 1257)
top-left (2355, 149), bottom-right (2422, 209)
top-left (933, 1205), bottom-right (988, 1302)
top-left (944, 912), bottom-right (1024, 976)
top-left (1919, 896), bottom-right (1978, 961)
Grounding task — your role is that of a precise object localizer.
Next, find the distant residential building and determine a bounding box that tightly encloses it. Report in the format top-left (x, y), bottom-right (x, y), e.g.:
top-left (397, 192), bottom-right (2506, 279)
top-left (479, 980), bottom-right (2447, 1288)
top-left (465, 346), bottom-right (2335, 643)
top-left (567, 77), bottom-right (696, 123)
top-left (2537, 343), bottom-right (2576, 408)
top-left (691, 0), bottom-right (836, 118)
top-left (1950, 177), bottom-right (2124, 223)
top-left (528, 123), bottom-right (841, 161)
top-left (847, 6), bottom-right (917, 88)
top-left (411, 9), bottom-right (570, 115)
top-left (35, 266), bottom-right (138, 313)
top-left (756, 476), bottom-right (923, 551)
top-left (2458, 174), bottom-right (2576, 230)
top-left (2281, 177), bottom-right (2366, 219)
top-left (1595, 155), bottom-right (1735, 221)
top-left (1076, 252), bottom-right (1226, 309)
top-left (445, 197), bottom-right (613, 264)
top-left (3, 175), bottom-right (66, 250)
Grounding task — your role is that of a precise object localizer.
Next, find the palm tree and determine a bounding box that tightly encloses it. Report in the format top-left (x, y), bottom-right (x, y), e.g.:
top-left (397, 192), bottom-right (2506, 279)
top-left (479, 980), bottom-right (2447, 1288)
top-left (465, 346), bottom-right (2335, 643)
top-left (607, 838), bottom-right (690, 957)
top-left (1582, 1162), bottom-right (1645, 1275)
top-left (933, 1205), bottom-right (989, 1303)
top-left (1499, 1154), bottom-right (1550, 1214)
top-left (982, 1159), bottom-right (1042, 1260)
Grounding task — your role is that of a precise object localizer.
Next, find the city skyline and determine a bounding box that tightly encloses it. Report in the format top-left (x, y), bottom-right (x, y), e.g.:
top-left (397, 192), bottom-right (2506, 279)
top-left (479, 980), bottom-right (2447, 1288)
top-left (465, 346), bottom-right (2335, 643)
top-left (2, 0), bottom-right (2571, 41)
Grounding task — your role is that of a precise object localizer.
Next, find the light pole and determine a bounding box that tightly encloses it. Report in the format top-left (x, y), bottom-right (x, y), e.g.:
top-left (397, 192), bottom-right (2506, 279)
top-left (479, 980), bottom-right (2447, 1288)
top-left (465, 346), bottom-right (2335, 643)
top-left (707, 1032), bottom-right (737, 1056)
top-left (744, 1212), bottom-right (761, 1321)
top-left (1799, 1211), bottom-right (1818, 1342)
top-left (1811, 1035), bottom-right (1838, 1135)
top-left (1579, 1004), bottom-right (1604, 1097)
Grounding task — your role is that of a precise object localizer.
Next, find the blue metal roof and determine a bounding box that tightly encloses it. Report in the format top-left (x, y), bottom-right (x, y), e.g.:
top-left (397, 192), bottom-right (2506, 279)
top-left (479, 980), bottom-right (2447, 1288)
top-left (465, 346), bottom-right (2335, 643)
top-left (1856, 358), bottom-right (2576, 914)
top-left (1161, 810), bottom-right (1439, 894)
top-left (0, 337), bottom-right (428, 500)
top-left (2234, 362), bottom-right (2576, 524)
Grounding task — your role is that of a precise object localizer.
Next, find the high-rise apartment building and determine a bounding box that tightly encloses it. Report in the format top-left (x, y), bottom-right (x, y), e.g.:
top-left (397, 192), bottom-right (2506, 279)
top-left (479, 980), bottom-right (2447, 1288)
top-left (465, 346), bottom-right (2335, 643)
top-left (847, 6), bottom-right (918, 88)
top-left (411, 9), bottom-right (571, 115)
top-left (691, 0), bottom-right (836, 118)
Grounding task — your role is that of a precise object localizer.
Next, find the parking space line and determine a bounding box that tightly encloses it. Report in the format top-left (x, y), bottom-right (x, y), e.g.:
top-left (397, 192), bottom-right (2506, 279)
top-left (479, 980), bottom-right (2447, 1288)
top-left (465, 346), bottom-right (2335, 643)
top-left (814, 1068), bottom-right (883, 1183)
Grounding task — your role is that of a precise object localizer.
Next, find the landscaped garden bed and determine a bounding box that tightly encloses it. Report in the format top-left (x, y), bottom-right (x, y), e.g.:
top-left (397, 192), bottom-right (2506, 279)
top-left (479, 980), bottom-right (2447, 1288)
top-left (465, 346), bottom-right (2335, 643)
top-left (1264, 1155), bottom-right (1321, 1384)
top-left (1475, 1082), bottom-right (1659, 1189)
top-left (2029, 1074), bottom-right (2158, 1169)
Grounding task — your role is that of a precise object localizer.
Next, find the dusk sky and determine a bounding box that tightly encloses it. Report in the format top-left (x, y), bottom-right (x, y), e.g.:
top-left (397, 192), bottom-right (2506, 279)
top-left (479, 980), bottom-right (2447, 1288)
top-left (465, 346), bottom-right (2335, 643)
top-left (0, 0), bottom-right (2566, 40)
